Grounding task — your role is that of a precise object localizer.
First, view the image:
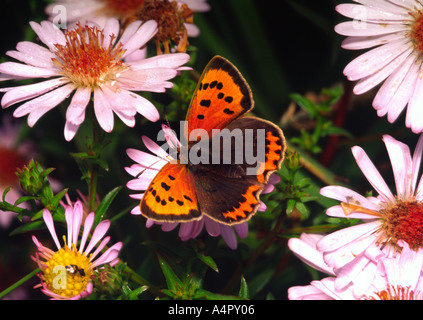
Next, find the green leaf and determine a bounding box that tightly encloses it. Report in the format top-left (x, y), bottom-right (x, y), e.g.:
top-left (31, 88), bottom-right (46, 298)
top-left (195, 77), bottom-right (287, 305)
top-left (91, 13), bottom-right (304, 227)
top-left (122, 284), bottom-right (149, 300)
top-left (238, 276), bottom-right (249, 299)
top-left (94, 186), bottom-right (122, 225)
top-left (157, 254), bottom-right (181, 291)
top-left (9, 220), bottom-right (45, 236)
top-left (196, 253), bottom-right (219, 273)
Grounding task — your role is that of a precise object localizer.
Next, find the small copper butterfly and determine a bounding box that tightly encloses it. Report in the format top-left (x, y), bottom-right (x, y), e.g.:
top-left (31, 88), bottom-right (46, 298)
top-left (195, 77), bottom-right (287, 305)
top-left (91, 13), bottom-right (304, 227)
top-left (140, 56), bottom-right (286, 225)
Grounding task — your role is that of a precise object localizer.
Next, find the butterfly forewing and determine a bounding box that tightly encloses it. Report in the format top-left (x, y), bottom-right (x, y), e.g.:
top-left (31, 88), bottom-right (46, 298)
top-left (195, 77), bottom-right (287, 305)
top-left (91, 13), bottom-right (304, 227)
top-left (186, 56), bottom-right (253, 135)
top-left (141, 163), bottom-right (201, 222)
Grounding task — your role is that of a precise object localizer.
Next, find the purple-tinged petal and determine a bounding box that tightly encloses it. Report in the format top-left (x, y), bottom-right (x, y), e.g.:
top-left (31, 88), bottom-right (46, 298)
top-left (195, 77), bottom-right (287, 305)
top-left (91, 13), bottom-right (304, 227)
top-left (42, 209), bottom-right (61, 250)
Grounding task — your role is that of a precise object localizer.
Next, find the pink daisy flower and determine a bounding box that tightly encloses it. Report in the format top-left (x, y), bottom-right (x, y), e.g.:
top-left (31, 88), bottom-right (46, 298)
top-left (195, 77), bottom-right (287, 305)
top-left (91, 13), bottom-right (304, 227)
top-left (125, 125), bottom-right (280, 250)
top-left (46, 0), bottom-right (209, 30)
top-left (46, 0), bottom-right (210, 53)
top-left (335, 0), bottom-right (423, 133)
top-left (31, 200), bottom-right (122, 299)
top-left (288, 236), bottom-right (423, 300)
top-left (316, 134), bottom-right (423, 297)
top-left (0, 18), bottom-right (190, 140)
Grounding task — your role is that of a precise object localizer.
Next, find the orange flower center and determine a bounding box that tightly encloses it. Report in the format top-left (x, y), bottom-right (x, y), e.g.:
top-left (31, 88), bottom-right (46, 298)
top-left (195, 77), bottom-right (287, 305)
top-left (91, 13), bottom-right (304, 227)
top-left (136, 0), bottom-right (194, 54)
top-left (342, 200), bottom-right (423, 251)
top-left (367, 285), bottom-right (421, 300)
top-left (52, 23), bottom-right (128, 89)
top-left (379, 201), bottom-right (423, 251)
top-left (410, 9), bottom-right (423, 55)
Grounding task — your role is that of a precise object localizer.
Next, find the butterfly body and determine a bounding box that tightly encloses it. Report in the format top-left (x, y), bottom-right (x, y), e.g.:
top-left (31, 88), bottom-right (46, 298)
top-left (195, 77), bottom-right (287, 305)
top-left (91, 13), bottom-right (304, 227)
top-left (141, 56), bottom-right (286, 225)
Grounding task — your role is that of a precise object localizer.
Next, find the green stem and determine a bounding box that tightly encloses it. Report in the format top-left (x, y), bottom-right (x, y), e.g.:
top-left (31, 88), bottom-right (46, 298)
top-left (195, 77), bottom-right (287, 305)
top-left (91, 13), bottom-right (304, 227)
top-left (0, 268), bottom-right (39, 299)
top-left (88, 127), bottom-right (100, 214)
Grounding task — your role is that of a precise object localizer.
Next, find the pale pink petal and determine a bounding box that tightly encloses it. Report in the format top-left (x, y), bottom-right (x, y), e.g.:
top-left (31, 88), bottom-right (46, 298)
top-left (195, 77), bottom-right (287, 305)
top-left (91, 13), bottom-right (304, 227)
top-left (351, 146), bottom-right (395, 203)
top-left (102, 17), bottom-right (120, 47)
top-left (234, 222), bottom-right (248, 239)
top-left (341, 32), bottom-right (406, 50)
top-left (412, 134), bottom-right (423, 193)
top-left (65, 85), bottom-right (91, 125)
top-left (142, 136), bottom-right (170, 159)
top-left (83, 219), bottom-right (111, 255)
top-left (64, 121), bottom-right (80, 141)
top-left (317, 220), bottom-right (380, 253)
top-left (79, 212), bottom-right (95, 254)
top-left (129, 53), bottom-right (191, 70)
top-left (372, 54), bottom-right (418, 118)
top-left (343, 39), bottom-right (409, 82)
top-left (0, 62), bottom-right (60, 79)
top-left (160, 222), bottom-right (179, 232)
top-left (335, 21), bottom-right (406, 37)
top-left (29, 21), bottom-right (66, 51)
top-left (204, 217), bottom-right (221, 237)
top-left (42, 209), bottom-right (61, 250)
top-left (336, 4), bottom-right (409, 22)
top-left (220, 225), bottom-right (237, 250)
top-left (121, 20), bottom-right (158, 59)
top-left (406, 67), bottom-right (423, 133)
top-left (93, 88), bottom-right (114, 132)
top-left (117, 20), bottom-right (143, 46)
top-left (89, 236), bottom-right (110, 262)
top-left (320, 185), bottom-right (382, 211)
top-left (13, 83), bottom-right (75, 127)
top-left (131, 206), bottom-right (142, 215)
top-left (1, 78), bottom-right (68, 108)
top-left (118, 68), bottom-right (177, 93)
top-left (382, 135), bottom-right (413, 200)
top-left (6, 46), bottom-right (55, 68)
top-left (126, 148), bottom-right (166, 169)
top-left (110, 88), bottom-right (159, 122)
top-left (288, 236), bottom-right (334, 275)
top-left (288, 283), bottom-right (333, 300)
top-left (179, 0), bottom-right (210, 12)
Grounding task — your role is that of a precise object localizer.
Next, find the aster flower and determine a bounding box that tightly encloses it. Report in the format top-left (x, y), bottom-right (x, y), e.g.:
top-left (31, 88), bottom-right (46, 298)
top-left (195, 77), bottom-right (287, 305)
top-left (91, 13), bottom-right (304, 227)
top-left (125, 125), bottom-right (280, 250)
top-left (0, 18), bottom-right (190, 141)
top-left (31, 200), bottom-right (122, 299)
top-left (335, 0), bottom-right (423, 133)
top-left (288, 236), bottom-right (423, 300)
top-left (46, 0), bottom-right (210, 53)
top-left (316, 133), bottom-right (423, 297)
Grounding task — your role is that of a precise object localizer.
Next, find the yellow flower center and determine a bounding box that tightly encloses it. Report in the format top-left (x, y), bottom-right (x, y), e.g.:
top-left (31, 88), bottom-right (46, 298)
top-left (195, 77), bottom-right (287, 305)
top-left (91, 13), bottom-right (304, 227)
top-left (41, 243), bottom-right (93, 298)
top-left (52, 23), bottom-right (128, 89)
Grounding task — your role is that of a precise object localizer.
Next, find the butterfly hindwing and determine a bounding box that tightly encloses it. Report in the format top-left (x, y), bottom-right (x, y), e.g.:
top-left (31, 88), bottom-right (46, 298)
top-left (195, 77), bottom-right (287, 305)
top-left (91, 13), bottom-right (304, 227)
top-left (186, 56), bottom-right (253, 135)
top-left (140, 163), bottom-right (201, 222)
top-left (192, 117), bottom-right (286, 225)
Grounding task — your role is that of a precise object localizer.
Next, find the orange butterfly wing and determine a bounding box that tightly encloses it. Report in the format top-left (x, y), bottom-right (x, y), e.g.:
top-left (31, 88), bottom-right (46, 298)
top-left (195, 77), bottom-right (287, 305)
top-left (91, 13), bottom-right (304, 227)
top-left (140, 163), bottom-right (201, 222)
top-left (186, 56), bottom-right (253, 134)
top-left (140, 56), bottom-right (286, 226)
